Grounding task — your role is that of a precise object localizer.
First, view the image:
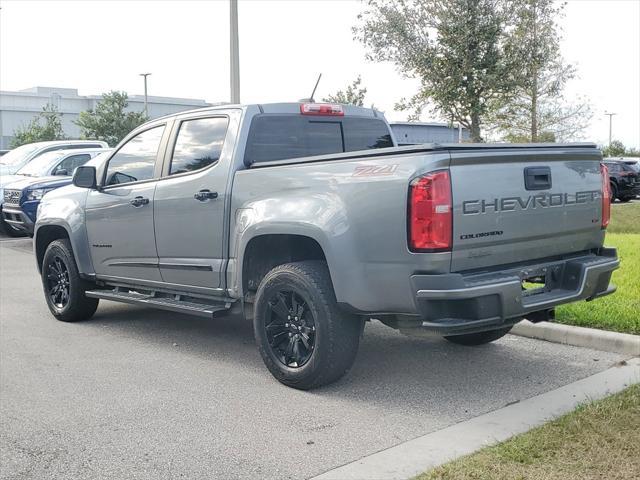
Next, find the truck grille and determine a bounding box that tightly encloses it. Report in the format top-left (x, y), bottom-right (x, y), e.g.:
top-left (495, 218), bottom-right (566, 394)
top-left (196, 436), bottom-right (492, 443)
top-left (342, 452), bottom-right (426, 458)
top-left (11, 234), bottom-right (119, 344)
top-left (3, 189), bottom-right (21, 205)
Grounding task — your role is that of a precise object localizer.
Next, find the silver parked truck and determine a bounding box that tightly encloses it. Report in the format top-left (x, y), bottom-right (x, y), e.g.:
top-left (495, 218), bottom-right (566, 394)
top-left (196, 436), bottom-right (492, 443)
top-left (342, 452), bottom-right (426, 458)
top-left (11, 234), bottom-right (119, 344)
top-left (34, 103), bottom-right (618, 389)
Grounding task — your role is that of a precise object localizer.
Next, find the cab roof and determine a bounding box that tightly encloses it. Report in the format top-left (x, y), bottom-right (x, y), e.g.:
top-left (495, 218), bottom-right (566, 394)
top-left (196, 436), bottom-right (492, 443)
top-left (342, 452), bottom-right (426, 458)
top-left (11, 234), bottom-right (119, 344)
top-left (151, 102), bottom-right (384, 122)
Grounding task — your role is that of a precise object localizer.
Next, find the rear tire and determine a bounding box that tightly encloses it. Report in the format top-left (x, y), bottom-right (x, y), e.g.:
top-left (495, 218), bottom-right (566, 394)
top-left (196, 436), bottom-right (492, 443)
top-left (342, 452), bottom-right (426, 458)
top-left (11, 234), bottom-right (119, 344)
top-left (253, 261), bottom-right (363, 390)
top-left (444, 326), bottom-right (512, 346)
top-left (41, 239), bottom-right (99, 322)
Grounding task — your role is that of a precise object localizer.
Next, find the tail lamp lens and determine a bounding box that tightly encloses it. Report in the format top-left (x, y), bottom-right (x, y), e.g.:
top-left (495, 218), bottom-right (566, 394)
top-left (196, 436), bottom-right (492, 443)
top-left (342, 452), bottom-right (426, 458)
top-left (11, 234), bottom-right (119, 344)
top-left (600, 163), bottom-right (610, 229)
top-left (408, 170), bottom-right (452, 251)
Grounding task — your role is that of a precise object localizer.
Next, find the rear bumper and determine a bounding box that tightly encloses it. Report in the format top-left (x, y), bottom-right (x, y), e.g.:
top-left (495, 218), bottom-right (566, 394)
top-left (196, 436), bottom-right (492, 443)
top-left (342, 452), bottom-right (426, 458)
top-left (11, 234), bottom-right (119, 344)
top-left (1, 205), bottom-right (34, 234)
top-left (408, 248), bottom-right (619, 335)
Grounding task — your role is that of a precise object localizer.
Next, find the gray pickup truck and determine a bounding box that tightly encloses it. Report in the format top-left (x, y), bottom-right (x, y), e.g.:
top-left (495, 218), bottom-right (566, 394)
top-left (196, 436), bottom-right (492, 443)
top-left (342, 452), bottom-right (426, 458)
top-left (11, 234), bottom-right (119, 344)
top-left (34, 102), bottom-right (619, 389)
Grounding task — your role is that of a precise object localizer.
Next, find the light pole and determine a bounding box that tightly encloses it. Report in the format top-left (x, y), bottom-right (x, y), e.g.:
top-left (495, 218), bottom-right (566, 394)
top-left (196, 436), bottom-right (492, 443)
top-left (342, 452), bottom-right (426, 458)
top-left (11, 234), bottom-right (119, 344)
top-left (230, 0), bottom-right (240, 104)
top-left (140, 73), bottom-right (151, 116)
top-left (604, 112), bottom-right (616, 146)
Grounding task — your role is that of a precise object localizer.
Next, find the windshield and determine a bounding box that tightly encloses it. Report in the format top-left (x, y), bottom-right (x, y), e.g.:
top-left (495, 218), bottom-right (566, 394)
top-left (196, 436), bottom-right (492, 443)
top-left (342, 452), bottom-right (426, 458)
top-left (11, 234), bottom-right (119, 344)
top-left (0, 144), bottom-right (41, 167)
top-left (85, 150), bottom-right (110, 167)
top-left (16, 151), bottom-right (66, 177)
top-left (624, 162), bottom-right (640, 172)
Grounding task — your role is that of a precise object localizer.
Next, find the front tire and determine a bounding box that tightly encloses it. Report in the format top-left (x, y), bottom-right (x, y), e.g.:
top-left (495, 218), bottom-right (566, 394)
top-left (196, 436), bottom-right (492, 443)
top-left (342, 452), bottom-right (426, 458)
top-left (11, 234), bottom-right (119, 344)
top-left (610, 182), bottom-right (618, 202)
top-left (444, 326), bottom-right (512, 346)
top-left (41, 239), bottom-right (99, 322)
top-left (253, 261), bottom-right (363, 390)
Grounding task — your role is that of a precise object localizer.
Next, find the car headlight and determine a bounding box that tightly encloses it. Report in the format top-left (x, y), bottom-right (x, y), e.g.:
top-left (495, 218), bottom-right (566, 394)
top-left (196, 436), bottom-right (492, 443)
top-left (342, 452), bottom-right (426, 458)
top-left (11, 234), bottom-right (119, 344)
top-left (26, 188), bottom-right (55, 201)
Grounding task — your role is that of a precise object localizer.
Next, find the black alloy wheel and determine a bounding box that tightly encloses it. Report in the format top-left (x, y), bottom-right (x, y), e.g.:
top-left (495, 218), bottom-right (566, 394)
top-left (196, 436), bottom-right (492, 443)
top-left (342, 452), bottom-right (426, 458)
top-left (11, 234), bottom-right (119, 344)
top-left (265, 290), bottom-right (316, 368)
top-left (45, 255), bottom-right (71, 309)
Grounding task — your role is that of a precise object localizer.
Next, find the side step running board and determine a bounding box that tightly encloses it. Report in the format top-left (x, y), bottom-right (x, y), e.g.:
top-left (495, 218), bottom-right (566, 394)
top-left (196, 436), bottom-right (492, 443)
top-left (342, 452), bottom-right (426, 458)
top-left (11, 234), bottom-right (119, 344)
top-left (85, 287), bottom-right (232, 318)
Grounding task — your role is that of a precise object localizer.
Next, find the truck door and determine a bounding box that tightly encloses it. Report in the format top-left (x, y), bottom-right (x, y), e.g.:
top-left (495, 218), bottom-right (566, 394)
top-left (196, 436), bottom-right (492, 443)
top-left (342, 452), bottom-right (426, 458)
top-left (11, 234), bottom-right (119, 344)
top-left (85, 124), bottom-right (168, 283)
top-left (153, 112), bottom-right (236, 293)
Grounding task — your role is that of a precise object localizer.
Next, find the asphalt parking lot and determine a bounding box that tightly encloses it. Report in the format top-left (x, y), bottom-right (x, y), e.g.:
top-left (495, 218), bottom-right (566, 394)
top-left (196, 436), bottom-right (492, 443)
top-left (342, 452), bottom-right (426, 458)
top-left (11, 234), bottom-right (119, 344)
top-left (0, 234), bottom-right (625, 480)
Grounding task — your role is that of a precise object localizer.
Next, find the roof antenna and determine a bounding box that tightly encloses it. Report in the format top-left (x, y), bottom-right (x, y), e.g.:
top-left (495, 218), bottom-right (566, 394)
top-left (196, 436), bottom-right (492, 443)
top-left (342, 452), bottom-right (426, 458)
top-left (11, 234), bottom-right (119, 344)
top-left (299, 73), bottom-right (323, 103)
top-left (309, 73), bottom-right (322, 102)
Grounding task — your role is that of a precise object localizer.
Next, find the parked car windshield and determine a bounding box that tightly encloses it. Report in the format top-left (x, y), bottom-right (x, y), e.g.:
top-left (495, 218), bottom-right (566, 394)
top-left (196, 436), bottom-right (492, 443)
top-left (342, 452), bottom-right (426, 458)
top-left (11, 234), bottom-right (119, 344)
top-left (16, 151), bottom-right (66, 177)
top-left (0, 143), bottom-right (41, 167)
top-left (624, 161), bottom-right (639, 172)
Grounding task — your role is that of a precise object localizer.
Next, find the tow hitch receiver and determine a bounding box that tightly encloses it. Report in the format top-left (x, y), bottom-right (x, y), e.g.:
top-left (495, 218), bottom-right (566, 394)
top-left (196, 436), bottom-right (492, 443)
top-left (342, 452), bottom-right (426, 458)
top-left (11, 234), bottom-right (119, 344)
top-left (521, 275), bottom-right (547, 296)
top-left (527, 309), bottom-right (555, 323)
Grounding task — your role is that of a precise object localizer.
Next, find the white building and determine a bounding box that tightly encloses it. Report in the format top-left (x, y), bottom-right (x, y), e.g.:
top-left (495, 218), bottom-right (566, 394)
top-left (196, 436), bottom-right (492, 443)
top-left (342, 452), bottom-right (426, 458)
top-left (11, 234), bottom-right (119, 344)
top-left (390, 122), bottom-right (471, 145)
top-left (0, 86), bottom-right (211, 149)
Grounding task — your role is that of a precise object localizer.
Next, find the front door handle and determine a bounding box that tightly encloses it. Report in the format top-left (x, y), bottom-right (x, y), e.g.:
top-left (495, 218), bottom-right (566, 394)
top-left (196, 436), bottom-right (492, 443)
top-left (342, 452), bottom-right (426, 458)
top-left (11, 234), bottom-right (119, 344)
top-left (194, 189), bottom-right (218, 202)
top-left (130, 196), bottom-right (149, 207)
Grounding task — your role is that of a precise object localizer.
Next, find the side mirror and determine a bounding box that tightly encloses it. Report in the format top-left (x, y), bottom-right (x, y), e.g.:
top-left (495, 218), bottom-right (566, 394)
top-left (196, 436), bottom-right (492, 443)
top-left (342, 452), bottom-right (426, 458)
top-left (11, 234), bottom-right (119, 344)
top-left (73, 166), bottom-right (97, 189)
top-left (54, 169), bottom-right (68, 176)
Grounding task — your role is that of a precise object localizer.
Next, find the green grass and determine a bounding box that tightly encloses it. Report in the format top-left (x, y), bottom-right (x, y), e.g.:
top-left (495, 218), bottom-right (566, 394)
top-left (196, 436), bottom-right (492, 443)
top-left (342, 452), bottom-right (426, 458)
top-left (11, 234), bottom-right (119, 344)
top-left (554, 202), bottom-right (640, 335)
top-left (607, 202), bottom-right (640, 234)
top-left (416, 383), bottom-right (640, 480)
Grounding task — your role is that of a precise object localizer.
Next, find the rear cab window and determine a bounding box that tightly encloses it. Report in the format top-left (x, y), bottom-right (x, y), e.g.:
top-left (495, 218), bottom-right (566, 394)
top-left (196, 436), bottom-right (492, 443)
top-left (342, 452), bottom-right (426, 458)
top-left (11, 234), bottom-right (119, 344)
top-left (244, 114), bottom-right (393, 164)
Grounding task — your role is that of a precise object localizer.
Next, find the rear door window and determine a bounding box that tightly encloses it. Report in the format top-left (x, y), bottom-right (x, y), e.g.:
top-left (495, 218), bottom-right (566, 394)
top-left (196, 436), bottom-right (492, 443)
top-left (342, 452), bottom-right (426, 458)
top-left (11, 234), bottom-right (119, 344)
top-left (169, 117), bottom-right (229, 175)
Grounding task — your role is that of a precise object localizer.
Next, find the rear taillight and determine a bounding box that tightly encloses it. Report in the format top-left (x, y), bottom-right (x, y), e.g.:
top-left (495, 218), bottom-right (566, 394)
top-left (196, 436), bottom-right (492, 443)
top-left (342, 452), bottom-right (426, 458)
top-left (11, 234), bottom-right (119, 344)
top-left (600, 163), bottom-right (611, 229)
top-left (300, 103), bottom-right (344, 116)
top-left (408, 170), bottom-right (452, 251)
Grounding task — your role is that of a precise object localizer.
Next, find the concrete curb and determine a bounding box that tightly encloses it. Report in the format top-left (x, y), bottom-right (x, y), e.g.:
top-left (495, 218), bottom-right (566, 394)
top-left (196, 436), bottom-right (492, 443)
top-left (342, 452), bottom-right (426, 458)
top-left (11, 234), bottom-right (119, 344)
top-left (512, 320), bottom-right (640, 356)
top-left (310, 357), bottom-right (640, 480)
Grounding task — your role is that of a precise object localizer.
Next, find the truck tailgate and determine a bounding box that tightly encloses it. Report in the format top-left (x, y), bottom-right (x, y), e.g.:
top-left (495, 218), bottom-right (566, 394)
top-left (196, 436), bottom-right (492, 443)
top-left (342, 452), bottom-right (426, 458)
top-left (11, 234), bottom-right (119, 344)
top-left (450, 146), bottom-right (605, 272)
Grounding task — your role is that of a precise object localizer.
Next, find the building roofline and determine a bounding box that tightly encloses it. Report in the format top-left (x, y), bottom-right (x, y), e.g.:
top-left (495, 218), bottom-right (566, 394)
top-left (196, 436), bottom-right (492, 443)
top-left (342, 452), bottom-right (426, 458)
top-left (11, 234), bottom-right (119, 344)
top-left (2, 86), bottom-right (209, 105)
top-left (389, 121), bottom-right (468, 128)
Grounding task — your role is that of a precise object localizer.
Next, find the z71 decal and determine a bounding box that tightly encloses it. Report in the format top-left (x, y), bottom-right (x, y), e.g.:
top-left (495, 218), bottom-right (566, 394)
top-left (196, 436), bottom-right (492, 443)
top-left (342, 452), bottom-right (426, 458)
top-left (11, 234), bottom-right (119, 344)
top-left (352, 164), bottom-right (398, 177)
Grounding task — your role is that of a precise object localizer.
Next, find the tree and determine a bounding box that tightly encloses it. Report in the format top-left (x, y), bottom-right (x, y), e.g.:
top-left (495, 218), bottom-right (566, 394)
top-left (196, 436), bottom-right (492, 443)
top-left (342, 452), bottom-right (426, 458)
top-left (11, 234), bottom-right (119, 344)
top-left (355, 0), bottom-right (518, 142)
top-left (11, 104), bottom-right (66, 147)
top-left (493, 0), bottom-right (592, 142)
top-left (323, 75), bottom-right (368, 106)
top-left (602, 140), bottom-right (628, 158)
top-left (75, 91), bottom-right (148, 147)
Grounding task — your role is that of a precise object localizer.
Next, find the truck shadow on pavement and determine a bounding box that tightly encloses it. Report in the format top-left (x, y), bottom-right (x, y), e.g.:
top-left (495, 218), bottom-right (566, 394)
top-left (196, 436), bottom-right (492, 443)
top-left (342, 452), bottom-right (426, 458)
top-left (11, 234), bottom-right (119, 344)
top-left (83, 302), bottom-right (614, 412)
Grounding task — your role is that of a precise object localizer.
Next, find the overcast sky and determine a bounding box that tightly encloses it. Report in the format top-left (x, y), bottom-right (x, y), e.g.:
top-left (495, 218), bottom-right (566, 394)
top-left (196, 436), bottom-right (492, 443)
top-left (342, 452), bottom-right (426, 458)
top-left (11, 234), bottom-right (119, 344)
top-left (1, 0), bottom-right (638, 148)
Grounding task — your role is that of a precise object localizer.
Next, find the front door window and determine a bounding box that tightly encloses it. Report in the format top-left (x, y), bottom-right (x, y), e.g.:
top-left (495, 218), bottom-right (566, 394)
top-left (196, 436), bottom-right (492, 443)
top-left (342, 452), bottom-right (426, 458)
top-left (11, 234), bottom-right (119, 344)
top-left (105, 126), bottom-right (165, 185)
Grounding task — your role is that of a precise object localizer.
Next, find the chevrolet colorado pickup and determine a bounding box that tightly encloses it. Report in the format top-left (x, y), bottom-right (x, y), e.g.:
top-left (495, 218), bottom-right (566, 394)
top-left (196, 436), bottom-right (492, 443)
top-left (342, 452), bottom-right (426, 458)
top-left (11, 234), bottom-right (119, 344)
top-left (34, 102), bottom-right (619, 389)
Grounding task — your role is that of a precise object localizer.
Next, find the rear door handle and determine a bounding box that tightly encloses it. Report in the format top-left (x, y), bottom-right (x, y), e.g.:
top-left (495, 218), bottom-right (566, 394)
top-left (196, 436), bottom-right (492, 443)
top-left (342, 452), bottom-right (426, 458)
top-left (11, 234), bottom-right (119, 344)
top-left (194, 189), bottom-right (218, 202)
top-left (130, 196), bottom-right (149, 207)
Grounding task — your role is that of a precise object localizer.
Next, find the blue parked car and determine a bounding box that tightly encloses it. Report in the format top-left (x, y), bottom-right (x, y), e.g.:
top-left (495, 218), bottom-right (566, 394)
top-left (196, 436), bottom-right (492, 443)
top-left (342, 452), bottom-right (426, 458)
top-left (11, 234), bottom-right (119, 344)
top-left (2, 149), bottom-right (110, 236)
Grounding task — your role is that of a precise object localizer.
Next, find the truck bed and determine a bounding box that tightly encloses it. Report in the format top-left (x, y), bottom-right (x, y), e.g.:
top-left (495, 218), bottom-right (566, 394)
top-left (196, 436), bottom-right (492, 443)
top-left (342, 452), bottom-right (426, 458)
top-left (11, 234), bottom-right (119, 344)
top-left (231, 142), bottom-right (606, 314)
